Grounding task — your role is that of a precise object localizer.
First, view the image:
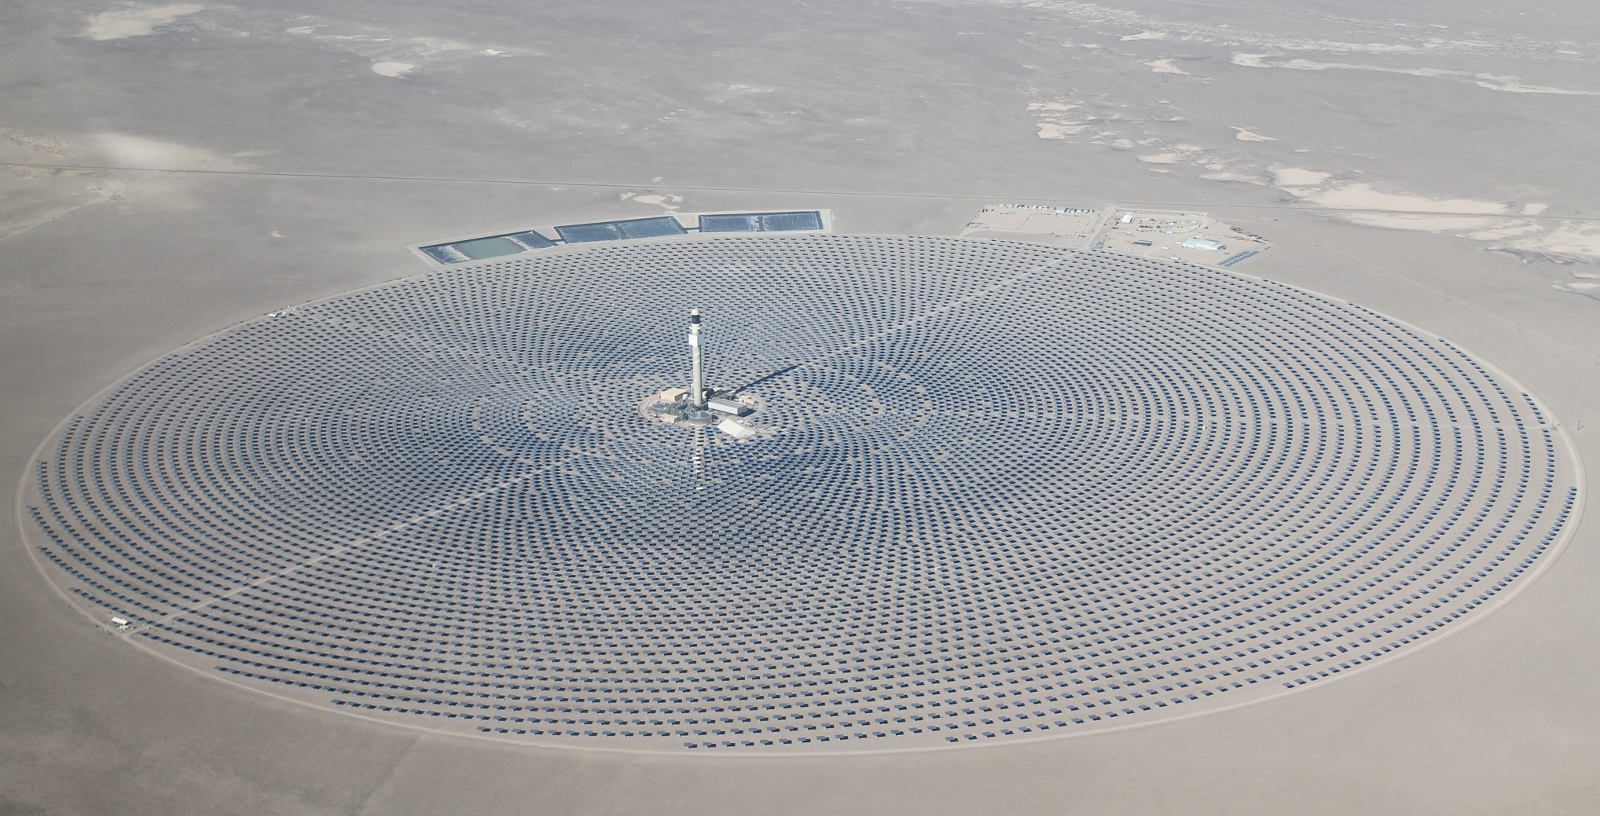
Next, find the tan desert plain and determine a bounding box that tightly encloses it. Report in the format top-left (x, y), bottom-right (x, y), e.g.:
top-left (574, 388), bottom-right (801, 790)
top-left (3, 0), bottom-right (1599, 813)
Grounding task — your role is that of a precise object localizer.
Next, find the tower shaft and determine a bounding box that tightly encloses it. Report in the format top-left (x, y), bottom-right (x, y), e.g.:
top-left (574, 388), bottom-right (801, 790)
top-left (689, 309), bottom-right (705, 409)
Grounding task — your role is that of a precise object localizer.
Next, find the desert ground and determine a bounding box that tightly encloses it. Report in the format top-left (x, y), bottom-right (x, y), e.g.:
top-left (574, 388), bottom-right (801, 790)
top-left (3, 0), bottom-right (1598, 813)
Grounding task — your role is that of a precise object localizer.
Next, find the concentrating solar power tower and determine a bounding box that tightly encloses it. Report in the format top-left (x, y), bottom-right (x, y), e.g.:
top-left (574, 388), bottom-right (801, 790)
top-left (688, 308), bottom-right (705, 410)
top-left (641, 307), bottom-right (759, 435)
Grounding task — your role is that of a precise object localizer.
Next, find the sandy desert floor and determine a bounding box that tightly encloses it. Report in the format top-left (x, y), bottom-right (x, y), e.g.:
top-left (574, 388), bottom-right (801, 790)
top-left (3, 1), bottom-right (1599, 813)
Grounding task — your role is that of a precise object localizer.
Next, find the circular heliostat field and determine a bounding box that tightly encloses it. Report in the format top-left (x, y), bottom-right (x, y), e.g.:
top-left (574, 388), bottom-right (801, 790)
top-left (22, 233), bottom-right (1580, 753)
